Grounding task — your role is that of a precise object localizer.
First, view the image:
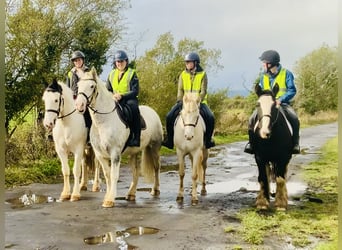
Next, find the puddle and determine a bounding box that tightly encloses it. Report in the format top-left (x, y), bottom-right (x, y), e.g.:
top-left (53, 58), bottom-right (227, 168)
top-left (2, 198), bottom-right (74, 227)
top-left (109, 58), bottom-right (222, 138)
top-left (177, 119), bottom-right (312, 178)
top-left (206, 180), bottom-right (307, 196)
top-left (5, 193), bottom-right (55, 208)
top-left (84, 226), bottom-right (159, 249)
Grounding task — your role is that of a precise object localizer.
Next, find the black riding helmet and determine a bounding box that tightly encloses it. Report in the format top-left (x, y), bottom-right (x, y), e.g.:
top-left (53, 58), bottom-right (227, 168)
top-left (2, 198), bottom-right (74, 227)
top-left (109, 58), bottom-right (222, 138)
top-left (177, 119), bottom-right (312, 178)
top-left (113, 50), bottom-right (129, 64)
top-left (259, 50), bottom-right (280, 66)
top-left (184, 52), bottom-right (200, 64)
top-left (71, 50), bottom-right (85, 62)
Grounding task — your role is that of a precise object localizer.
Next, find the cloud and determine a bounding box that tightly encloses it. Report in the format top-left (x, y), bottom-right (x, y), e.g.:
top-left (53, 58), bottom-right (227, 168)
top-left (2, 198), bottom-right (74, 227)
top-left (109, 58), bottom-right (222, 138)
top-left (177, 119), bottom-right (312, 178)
top-left (109, 0), bottom-right (338, 91)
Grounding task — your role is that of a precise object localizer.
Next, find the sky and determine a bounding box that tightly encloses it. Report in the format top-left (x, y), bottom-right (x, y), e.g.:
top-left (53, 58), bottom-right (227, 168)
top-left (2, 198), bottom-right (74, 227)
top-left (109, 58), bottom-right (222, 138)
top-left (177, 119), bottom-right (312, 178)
top-left (101, 0), bottom-right (338, 94)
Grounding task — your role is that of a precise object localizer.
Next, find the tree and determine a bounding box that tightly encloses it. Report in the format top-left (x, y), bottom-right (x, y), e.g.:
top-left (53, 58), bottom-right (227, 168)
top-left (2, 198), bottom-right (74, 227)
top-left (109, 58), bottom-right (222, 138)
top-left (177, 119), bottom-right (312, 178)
top-left (136, 32), bottom-right (224, 126)
top-left (294, 44), bottom-right (337, 114)
top-left (5, 0), bottom-right (129, 137)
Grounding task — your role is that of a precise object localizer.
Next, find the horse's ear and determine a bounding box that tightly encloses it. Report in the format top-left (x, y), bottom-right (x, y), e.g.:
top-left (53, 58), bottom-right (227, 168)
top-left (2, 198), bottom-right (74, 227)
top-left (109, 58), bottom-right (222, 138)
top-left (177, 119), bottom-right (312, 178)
top-left (255, 84), bottom-right (262, 96)
top-left (272, 83), bottom-right (279, 97)
top-left (91, 66), bottom-right (98, 78)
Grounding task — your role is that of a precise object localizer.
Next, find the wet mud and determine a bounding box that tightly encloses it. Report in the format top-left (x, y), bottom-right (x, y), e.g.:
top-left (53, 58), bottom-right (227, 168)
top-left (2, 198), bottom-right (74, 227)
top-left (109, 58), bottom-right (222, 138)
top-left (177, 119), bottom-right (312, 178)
top-left (5, 123), bottom-right (337, 250)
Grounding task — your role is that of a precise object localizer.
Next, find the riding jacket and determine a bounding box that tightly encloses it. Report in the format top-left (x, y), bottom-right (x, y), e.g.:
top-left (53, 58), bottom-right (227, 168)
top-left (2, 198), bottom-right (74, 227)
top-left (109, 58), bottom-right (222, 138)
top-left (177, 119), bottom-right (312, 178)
top-left (177, 66), bottom-right (208, 104)
top-left (259, 64), bottom-right (297, 104)
top-left (106, 67), bottom-right (139, 101)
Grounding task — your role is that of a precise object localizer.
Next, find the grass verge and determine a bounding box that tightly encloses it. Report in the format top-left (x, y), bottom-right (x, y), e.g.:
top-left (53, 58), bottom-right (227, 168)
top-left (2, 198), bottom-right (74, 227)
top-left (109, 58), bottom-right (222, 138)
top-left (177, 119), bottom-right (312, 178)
top-left (228, 137), bottom-right (338, 249)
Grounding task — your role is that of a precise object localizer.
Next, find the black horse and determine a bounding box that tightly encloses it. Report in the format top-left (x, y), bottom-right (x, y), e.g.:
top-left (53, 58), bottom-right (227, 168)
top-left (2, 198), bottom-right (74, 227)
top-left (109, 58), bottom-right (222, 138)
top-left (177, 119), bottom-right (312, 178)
top-left (251, 83), bottom-right (293, 210)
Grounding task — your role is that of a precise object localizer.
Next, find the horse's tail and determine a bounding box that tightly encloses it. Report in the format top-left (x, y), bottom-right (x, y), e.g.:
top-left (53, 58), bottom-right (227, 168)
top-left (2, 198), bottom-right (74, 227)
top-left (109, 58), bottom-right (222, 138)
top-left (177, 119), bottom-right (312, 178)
top-left (141, 142), bottom-right (161, 183)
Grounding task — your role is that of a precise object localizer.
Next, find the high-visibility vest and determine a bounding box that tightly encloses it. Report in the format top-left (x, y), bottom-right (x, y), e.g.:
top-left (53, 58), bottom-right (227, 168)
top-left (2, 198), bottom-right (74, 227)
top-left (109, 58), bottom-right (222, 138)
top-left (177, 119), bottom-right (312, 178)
top-left (263, 68), bottom-right (287, 99)
top-left (109, 68), bottom-right (135, 94)
top-left (181, 70), bottom-right (208, 104)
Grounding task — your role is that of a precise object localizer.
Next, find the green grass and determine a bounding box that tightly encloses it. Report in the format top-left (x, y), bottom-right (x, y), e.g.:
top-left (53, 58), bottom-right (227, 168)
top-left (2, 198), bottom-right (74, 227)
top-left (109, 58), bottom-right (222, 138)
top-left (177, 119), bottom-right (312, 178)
top-left (228, 137), bottom-right (338, 249)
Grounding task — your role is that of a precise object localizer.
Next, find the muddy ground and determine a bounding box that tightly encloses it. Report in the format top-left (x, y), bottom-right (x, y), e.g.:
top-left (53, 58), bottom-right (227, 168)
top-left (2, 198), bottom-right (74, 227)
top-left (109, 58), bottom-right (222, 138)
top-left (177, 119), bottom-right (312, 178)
top-left (5, 123), bottom-right (337, 250)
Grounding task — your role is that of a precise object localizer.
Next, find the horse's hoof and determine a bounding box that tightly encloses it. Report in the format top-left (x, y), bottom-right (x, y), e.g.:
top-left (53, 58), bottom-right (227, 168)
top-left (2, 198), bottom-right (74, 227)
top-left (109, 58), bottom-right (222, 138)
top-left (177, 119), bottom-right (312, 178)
top-left (126, 195), bottom-right (136, 201)
top-left (191, 199), bottom-right (199, 206)
top-left (276, 207), bottom-right (287, 211)
top-left (102, 201), bottom-right (114, 208)
top-left (256, 205), bottom-right (268, 210)
top-left (92, 187), bottom-right (100, 192)
top-left (70, 195), bottom-right (81, 202)
top-left (59, 195), bottom-right (71, 201)
top-left (80, 186), bottom-right (88, 191)
top-left (176, 196), bottom-right (184, 203)
top-left (201, 190), bottom-right (207, 196)
top-left (151, 189), bottom-right (160, 196)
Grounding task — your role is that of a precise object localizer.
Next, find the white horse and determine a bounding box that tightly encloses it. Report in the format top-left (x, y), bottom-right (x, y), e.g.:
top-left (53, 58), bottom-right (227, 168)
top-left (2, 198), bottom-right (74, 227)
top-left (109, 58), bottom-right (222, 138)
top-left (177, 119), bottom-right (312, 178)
top-left (174, 93), bottom-right (209, 205)
top-left (42, 79), bottom-right (101, 201)
top-left (75, 67), bottom-right (163, 208)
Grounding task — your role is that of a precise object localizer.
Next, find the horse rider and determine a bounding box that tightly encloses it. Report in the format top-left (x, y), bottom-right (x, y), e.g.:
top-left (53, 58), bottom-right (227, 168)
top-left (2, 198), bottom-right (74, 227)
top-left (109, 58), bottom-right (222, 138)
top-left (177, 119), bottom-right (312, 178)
top-left (106, 50), bottom-right (141, 147)
top-left (66, 50), bottom-right (92, 146)
top-left (162, 52), bottom-right (215, 149)
top-left (244, 50), bottom-right (300, 155)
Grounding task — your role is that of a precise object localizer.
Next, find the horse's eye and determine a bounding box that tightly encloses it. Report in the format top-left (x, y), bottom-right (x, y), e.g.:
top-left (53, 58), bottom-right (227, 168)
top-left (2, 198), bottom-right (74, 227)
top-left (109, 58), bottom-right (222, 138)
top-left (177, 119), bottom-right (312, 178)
top-left (55, 99), bottom-right (58, 103)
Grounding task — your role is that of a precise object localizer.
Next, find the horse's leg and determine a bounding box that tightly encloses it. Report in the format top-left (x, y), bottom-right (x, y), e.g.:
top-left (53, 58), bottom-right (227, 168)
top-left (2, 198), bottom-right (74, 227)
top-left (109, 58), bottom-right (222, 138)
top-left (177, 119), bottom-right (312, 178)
top-left (191, 150), bottom-right (203, 205)
top-left (96, 155), bottom-right (111, 206)
top-left (102, 152), bottom-right (121, 208)
top-left (256, 160), bottom-right (270, 210)
top-left (200, 148), bottom-right (209, 196)
top-left (126, 154), bottom-right (138, 201)
top-left (274, 162), bottom-right (289, 211)
top-left (176, 151), bottom-right (185, 203)
top-left (141, 144), bottom-right (161, 196)
top-left (80, 153), bottom-right (88, 191)
top-left (70, 149), bottom-right (83, 201)
top-left (92, 158), bottom-right (101, 192)
top-left (56, 150), bottom-right (71, 201)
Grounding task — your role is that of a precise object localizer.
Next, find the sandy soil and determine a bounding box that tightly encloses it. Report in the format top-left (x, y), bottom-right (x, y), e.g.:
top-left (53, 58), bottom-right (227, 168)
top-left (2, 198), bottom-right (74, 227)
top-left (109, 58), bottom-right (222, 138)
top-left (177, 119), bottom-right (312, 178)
top-left (5, 123), bottom-right (337, 250)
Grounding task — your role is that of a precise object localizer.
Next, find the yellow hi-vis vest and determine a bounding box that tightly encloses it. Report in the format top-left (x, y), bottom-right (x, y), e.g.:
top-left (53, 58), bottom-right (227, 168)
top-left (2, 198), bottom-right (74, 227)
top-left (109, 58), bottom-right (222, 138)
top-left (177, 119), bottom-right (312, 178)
top-left (109, 68), bottom-right (135, 94)
top-left (263, 68), bottom-right (287, 99)
top-left (181, 70), bottom-right (208, 104)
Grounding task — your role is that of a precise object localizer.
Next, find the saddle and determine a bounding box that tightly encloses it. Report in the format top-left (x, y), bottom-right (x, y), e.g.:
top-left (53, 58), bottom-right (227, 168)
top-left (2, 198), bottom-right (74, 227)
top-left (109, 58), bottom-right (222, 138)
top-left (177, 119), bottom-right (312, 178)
top-left (116, 104), bottom-right (146, 130)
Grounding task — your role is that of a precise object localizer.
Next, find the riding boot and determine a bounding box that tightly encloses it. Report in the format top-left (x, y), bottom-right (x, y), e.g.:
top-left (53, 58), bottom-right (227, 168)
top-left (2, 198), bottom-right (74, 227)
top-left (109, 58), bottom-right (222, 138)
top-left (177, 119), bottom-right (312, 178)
top-left (162, 102), bottom-right (182, 149)
top-left (84, 109), bottom-right (92, 147)
top-left (128, 109), bottom-right (141, 147)
top-left (200, 103), bottom-right (215, 149)
top-left (244, 129), bottom-right (254, 154)
top-left (162, 118), bottom-right (174, 149)
top-left (204, 120), bottom-right (215, 149)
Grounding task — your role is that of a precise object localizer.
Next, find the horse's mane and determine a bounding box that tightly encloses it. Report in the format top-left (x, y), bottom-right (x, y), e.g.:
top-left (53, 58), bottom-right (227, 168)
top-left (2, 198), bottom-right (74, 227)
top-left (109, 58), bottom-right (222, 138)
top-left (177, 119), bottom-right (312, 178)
top-left (81, 69), bottom-right (113, 98)
top-left (45, 79), bottom-right (73, 99)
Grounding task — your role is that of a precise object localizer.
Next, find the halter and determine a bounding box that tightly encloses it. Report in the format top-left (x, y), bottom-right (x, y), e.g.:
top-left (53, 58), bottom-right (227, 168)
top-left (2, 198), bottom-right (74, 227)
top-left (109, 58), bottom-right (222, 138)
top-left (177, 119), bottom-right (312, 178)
top-left (45, 90), bottom-right (76, 119)
top-left (77, 78), bottom-right (117, 115)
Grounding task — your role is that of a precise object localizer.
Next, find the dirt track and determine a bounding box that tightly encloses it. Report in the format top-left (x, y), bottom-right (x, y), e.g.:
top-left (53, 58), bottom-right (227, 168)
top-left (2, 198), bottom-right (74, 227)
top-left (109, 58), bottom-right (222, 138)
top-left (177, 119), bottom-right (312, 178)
top-left (5, 123), bottom-right (337, 250)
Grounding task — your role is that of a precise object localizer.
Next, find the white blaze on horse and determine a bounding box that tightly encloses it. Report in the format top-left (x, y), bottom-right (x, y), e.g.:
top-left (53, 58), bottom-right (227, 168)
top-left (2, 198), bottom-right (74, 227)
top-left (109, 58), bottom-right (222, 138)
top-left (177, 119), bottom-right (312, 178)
top-left (75, 67), bottom-right (163, 208)
top-left (42, 79), bottom-right (101, 201)
top-left (174, 93), bottom-right (209, 205)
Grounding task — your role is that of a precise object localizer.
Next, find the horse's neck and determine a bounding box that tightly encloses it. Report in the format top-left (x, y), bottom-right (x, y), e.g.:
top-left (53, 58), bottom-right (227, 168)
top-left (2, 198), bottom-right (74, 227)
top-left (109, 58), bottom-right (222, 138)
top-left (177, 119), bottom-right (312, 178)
top-left (60, 94), bottom-right (75, 117)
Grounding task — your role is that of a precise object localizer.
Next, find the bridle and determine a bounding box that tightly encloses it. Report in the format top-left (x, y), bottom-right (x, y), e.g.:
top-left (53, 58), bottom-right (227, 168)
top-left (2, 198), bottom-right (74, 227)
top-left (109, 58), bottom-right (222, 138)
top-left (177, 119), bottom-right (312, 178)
top-left (256, 94), bottom-right (280, 129)
top-left (180, 110), bottom-right (200, 128)
top-left (77, 78), bottom-right (117, 115)
top-left (45, 90), bottom-right (76, 119)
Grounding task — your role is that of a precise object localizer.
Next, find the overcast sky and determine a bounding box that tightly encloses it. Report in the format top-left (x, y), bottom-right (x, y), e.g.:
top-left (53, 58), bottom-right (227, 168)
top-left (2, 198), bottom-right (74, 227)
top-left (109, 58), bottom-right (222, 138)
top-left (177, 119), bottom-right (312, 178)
top-left (101, 0), bottom-right (338, 93)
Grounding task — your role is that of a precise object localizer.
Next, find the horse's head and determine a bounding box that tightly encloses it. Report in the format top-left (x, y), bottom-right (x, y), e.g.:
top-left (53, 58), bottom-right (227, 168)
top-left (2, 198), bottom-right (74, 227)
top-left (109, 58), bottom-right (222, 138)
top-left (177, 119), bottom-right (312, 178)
top-left (75, 67), bottom-right (98, 114)
top-left (42, 78), bottom-right (63, 131)
top-left (255, 83), bottom-right (280, 139)
top-left (181, 93), bottom-right (201, 140)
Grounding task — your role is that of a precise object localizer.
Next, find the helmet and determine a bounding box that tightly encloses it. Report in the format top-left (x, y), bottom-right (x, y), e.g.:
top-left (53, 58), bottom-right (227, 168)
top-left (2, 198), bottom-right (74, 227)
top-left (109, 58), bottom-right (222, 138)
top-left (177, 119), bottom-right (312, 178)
top-left (113, 50), bottom-right (128, 62)
top-left (71, 50), bottom-right (85, 62)
top-left (259, 50), bottom-right (280, 65)
top-left (184, 52), bottom-right (200, 64)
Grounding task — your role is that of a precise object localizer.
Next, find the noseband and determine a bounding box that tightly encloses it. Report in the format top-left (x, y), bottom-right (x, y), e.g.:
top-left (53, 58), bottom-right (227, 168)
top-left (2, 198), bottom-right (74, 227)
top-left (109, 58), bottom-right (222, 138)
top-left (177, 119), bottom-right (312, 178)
top-left (45, 90), bottom-right (75, 119)
top-left (181, 111), bottom-right (200, 128)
